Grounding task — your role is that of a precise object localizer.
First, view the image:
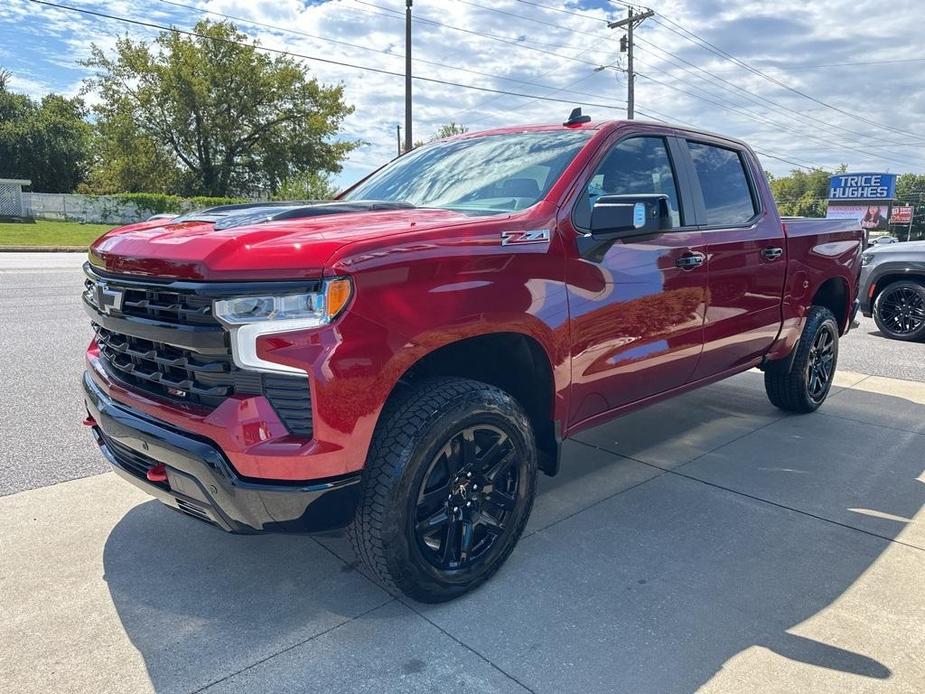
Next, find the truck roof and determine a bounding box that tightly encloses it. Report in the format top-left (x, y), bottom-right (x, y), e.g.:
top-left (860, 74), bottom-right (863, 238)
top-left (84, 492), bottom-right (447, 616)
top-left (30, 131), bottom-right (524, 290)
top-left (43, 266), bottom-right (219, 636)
top-left (446, 119), bottom-right (754, 152)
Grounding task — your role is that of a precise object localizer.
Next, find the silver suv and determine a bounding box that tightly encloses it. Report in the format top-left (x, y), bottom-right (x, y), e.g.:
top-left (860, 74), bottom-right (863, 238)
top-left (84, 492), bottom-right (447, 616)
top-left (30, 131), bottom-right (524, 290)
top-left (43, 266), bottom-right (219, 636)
top-left (860, 240), bottom-right (925, 340)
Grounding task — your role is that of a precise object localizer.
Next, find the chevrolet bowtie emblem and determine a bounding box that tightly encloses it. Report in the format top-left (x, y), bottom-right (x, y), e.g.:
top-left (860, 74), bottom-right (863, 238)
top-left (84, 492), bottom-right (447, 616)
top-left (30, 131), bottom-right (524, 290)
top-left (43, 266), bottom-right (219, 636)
top-left (95, 281), bottom-right (124, 315)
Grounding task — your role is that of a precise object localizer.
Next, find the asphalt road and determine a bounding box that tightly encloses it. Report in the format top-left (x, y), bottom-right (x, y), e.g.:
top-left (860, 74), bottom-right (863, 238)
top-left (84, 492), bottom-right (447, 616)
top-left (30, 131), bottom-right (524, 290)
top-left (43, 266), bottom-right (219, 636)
top-left (1, 252), bottom-right (923, 496)
top-left (0, 254), bottom-right (101, 496)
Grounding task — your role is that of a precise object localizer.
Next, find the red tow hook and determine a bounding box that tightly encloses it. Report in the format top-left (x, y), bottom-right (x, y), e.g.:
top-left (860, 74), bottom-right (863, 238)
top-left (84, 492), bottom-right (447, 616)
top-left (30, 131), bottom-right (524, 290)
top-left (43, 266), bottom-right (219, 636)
top-left (146, 464), bottom-right (168, 484)
top-left (82, 416), bottom-right (96, 427)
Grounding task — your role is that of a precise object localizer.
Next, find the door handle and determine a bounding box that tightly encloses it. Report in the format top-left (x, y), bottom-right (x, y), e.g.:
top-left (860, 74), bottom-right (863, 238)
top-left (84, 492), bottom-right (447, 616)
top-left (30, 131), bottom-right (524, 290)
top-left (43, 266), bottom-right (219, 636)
top-left (675, 251), bottom-right (706, 270)
top-left (761, 247), bottom-right (784, 261)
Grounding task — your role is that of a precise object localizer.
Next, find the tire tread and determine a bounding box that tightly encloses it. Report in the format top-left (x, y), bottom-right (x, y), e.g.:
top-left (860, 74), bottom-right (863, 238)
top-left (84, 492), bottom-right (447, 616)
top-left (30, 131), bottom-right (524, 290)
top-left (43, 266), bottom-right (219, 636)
top-left (348, 377), bottom-right (535, 602)
top-left (764, 306), bottom-right (838, 413)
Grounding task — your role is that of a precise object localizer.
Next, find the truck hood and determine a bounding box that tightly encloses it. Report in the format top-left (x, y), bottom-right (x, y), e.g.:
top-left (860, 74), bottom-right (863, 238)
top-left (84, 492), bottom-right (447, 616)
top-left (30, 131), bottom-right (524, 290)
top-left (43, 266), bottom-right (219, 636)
top-left (90, 206), bottom-right (491, 280)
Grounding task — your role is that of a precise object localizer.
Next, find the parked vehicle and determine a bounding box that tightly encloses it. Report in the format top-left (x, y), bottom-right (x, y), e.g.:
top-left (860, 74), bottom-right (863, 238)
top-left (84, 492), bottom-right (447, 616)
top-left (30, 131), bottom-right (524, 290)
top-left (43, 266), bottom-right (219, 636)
top-left (82, 114), bottom-right (864, 602)
top-left (860, 240), bottom-right (925, 340)
top-left (870, 235), bottom-right (898, 245)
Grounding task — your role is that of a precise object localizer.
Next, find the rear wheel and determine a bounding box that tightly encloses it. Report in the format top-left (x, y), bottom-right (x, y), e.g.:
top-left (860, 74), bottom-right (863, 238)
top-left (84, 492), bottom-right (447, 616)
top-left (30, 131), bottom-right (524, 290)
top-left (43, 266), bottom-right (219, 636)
top-left (349, 378), bottom-right (537, 603)
top-left (764, 306), bottom-right (839, 413)
top-left (873, 280), bottom-right (925, 341)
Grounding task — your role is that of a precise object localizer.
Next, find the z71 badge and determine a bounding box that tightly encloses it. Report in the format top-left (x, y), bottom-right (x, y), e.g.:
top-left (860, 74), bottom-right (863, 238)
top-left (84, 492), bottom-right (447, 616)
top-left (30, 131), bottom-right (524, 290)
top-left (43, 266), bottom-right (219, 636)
top-left (500, 229), bottom-right (550, 246)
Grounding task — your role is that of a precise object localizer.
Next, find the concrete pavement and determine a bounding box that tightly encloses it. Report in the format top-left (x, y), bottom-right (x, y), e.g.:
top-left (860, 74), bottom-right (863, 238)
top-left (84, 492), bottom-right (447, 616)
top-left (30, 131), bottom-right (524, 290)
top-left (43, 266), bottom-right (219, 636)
top-left (2, 369), bottom-right (924, 693)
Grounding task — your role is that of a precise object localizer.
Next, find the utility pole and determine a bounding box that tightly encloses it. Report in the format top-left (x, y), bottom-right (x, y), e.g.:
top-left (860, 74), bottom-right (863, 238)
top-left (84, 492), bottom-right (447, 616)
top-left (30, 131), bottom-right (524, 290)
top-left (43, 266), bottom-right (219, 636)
top-left (608, 8), bottom-right (654, 119)
top-left (404, 0), bottom-right (413, 153)
top-left (396, 125), bottom-right (402, 157)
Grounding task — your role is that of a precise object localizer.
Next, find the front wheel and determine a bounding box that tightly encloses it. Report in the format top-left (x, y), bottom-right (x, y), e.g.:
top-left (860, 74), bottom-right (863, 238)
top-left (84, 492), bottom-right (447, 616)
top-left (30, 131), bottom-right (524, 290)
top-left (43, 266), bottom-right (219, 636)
top-left (873, 280), bottom-right (925, 341)
top-left (349, 378), bottom-right (537, 603)
top-left (764, 306), bottom-right (839, 413)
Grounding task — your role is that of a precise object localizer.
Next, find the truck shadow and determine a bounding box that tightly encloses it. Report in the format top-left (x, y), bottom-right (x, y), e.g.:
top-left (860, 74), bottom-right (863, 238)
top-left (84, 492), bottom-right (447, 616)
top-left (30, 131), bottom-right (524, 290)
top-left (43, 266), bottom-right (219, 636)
top-left (103, 372), bottom-right (922, 692)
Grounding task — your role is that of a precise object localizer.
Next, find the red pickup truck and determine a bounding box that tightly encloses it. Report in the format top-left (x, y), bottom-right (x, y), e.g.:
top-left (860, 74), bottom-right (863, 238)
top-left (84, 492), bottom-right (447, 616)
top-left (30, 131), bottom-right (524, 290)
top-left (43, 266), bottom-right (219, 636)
top-left (83, 115), bottom-right (863, 601)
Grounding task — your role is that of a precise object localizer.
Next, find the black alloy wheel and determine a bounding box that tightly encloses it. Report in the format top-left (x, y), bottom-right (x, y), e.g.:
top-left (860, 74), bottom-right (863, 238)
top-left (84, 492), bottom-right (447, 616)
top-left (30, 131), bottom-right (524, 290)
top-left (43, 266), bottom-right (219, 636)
top-left (349, 377), bottom-right (537, 602)
top-left (764, 305), bottom-right (839, 413)
top-left (806, 323), bottom-right (836, 403)
top-left (414, 425), bottom-right (518, 571)
top-left (874, 282), bottom-right (925, 340)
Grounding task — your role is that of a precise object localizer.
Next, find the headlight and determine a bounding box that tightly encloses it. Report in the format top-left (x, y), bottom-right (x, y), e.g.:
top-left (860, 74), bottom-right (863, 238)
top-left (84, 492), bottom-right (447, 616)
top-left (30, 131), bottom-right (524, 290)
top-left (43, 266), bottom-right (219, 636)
top-left (861, 252), bottom-right (874, 266)
top-left (213, 278), bottom-right (352, 374)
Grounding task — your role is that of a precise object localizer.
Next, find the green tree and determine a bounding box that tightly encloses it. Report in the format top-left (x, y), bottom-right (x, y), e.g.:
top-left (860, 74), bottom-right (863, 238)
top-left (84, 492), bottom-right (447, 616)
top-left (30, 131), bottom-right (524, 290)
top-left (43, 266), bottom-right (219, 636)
top-left (768, 167), bottom-right (833, 217)
top-left (274, 170), bottom-right (338, 200)
top-left (405, 121), bottom-right (468, 152)
top-left (433, 121), bottom-right (468, 139)
top-left (0, 69), bottom-right (92, 192)
top-left (79, 100), bottom-right (182, 194)
top-left (82, 20), bottom-right (357, 197)
top-left (895, 173), bottom-right (925, 240)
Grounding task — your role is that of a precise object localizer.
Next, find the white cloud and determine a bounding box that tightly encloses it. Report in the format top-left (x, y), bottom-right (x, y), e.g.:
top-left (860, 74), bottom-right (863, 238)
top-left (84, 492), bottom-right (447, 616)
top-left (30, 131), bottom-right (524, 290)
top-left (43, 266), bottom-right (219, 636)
top-left (4, 0), bottom-right (925, 183)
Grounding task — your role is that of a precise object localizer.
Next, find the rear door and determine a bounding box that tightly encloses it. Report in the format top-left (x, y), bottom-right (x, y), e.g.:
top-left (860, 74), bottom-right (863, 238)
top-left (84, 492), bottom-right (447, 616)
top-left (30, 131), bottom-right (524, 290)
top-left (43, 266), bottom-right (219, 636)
top-left (564, 132), bottom-right (708, 424)
top-left (681, 139), bottom-right (787, 379)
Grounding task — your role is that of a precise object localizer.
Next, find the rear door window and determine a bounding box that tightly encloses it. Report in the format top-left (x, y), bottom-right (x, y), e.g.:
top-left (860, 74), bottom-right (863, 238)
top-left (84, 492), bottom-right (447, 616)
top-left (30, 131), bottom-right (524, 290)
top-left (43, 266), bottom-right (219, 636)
top-left (686, 142), bottom-right (757, 226)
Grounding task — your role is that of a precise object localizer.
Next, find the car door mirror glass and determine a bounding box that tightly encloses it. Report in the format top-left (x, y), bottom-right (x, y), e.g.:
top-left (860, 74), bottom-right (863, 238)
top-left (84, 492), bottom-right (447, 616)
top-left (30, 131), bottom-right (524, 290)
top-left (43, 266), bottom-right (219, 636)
top-left (590, 194), bottom-right (673, 238)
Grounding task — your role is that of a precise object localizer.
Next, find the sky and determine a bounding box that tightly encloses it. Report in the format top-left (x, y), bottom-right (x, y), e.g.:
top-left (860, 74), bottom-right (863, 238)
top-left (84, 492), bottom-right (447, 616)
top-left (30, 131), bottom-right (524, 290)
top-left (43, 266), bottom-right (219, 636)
top-left (2, 0), bottom-right (925, 187)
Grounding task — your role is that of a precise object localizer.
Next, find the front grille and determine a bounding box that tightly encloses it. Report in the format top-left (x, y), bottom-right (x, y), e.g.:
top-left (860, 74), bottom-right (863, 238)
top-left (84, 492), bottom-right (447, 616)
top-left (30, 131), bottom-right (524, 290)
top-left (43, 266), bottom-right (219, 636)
top-left (85, 269), bottom-right (315, 437)
top-left (115, 283), bottom-right (216, 325)
top-left (93, 325), bottom-right (260, 408)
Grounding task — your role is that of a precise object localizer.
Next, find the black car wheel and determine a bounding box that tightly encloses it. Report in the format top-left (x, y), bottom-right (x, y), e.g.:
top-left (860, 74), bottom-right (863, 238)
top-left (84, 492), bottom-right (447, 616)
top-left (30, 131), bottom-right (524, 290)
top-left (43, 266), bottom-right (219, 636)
top-left (873, 281), bottom-right (925, 341)
top-left (764, 306), bottom-right (839, 413)
top-left (349, 378), bottom-right (537, 603)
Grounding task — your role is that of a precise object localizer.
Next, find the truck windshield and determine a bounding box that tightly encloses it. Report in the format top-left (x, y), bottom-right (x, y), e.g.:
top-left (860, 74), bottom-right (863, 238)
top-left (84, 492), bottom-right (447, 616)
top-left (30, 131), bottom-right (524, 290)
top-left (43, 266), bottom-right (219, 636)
top-left (343, 130), bottom-right (592, 215)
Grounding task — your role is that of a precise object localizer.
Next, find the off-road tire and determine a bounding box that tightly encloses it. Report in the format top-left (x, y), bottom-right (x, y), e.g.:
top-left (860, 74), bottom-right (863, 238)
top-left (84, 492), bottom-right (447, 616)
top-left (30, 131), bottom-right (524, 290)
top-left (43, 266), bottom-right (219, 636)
top-left (873, 280), bottom-right (925, 341)
top-left (348, 377), bottom-right (537, 603)
top-left (764, 306), bottom-right (839, 413)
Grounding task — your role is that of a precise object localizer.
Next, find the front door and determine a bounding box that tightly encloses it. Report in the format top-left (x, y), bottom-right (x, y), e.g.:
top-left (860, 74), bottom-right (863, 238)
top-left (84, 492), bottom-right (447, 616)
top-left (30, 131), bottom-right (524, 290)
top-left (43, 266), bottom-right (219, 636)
top-left (565, 134), bottom-right (708, 425)
top-left (681, 139), bottom-right (788, 379)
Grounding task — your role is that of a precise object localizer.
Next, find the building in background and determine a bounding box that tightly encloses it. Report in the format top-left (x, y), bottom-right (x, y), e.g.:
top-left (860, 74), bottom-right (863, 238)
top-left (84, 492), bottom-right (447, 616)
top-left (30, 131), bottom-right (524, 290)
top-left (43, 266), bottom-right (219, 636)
top-left (0, 178), bottom-right (32, 220)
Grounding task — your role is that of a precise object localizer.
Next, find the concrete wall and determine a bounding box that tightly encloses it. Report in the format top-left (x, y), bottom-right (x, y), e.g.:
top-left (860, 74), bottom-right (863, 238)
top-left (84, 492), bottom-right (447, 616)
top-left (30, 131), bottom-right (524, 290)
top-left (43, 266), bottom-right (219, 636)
top-left (24, 193), bottom-right (151, 225)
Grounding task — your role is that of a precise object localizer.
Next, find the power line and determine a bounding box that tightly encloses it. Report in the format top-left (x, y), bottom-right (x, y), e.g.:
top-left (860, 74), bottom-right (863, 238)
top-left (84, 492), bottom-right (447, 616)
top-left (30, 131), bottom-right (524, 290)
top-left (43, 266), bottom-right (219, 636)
top-left (634, 106), bottom-right (818, 170)
top-left (454, 0), bottom-right (616, 41)
top-left (447, 42), bottom-right (613, 125)
top-left (633, 63), bottom-right (925, 167)
top-left (511, 0), bottom-right (641, 21)
top-left (27, 0), bottom-right (628, 112)
top-left (607, 7), bottom-right (653, 119)
top-left (724, 57), bottom-right (925, 71)
top-left (156, 0), bottom-right (618, 105)
top-left (429, 0), bottom-right (876, 161)
top-left (631, 32), bottom-right (925, 148)
top-left (648, 13), bottom-right (924, 141)
top-left (495, 0), bottom-right (925, 145)
top-left (349, 0), bottom-right (601, 64)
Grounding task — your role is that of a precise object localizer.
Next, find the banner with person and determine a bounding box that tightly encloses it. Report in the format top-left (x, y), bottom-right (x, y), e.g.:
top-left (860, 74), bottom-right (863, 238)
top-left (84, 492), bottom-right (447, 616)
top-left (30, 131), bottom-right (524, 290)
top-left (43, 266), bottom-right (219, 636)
top-left (826, 203), bottom-right (889, 230)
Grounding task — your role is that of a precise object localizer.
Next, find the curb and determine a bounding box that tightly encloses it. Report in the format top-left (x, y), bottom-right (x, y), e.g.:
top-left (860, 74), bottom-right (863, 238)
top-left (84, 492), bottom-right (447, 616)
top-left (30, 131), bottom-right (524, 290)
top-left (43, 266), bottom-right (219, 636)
top-left (0, 246), bottom-right (87, 253)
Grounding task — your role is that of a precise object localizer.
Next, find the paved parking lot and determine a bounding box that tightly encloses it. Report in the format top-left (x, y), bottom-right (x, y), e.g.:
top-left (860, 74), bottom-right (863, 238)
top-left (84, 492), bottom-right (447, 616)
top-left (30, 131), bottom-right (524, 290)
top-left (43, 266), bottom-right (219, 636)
top-left (2, 254), bottom-right (924, 693)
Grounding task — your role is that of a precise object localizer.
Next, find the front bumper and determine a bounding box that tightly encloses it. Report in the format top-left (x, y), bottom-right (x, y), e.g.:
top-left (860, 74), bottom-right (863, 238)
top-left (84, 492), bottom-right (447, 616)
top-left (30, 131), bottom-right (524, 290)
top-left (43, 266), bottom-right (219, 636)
top-left (84, 373), bottom-right (361, 533)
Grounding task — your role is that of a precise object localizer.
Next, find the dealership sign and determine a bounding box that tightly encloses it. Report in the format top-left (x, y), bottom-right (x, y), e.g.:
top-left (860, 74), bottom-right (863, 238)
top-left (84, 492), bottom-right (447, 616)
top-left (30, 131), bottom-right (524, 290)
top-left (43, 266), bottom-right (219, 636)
top-left (890, 206), bottom-right (914, 225)
top-left (828, 173), bottom-right (896, 200)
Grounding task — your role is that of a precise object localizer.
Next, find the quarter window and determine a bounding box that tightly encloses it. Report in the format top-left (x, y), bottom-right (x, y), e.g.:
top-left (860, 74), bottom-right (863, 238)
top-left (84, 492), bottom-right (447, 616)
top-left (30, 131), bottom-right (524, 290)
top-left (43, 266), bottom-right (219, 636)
top-left (687, 142), bottom-right (757, 226)
top-left (574, 136), bottom-right (682, 229)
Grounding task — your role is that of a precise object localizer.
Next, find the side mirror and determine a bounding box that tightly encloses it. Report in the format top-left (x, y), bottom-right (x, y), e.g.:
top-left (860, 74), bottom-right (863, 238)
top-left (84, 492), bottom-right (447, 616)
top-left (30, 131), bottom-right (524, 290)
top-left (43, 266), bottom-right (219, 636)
top-left (590, 194), bottom-right (672, 238)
